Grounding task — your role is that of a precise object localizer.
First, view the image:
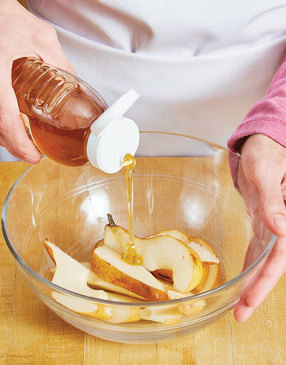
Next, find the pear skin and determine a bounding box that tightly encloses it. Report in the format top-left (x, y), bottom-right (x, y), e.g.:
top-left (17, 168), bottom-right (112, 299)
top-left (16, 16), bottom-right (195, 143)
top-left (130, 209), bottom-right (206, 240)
top-left (91, 246), bottom-right (168, 301)
top-left (104, 225), bottom-right (203, 293)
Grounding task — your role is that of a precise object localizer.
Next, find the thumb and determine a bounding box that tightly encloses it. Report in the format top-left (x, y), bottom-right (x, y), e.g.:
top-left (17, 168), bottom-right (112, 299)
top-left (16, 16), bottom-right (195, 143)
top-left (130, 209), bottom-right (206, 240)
top-left (0, 71), bottom-right (41, 163)
top-left (256, 172), bottom-right (286, 237)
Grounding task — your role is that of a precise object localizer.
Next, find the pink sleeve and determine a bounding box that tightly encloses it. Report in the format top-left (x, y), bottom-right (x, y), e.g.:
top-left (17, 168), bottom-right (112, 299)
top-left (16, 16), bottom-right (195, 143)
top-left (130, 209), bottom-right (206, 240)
top-left (228, 54), bottom-right (286, 153)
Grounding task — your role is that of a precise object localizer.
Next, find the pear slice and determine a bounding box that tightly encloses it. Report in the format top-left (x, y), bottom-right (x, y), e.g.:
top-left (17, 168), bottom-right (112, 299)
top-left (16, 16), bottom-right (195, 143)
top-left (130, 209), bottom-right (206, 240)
top-left (45, 244), bottom-right (142, 323)
top-left (148, 229), bottom-right (191, 244)
top-left (150, 231), bottom-right (220, 290)
top-left (91, 246), bottom-right (168, 301)
top-left (193, 263), bottom-right (221, 294)
top-left (187, 237), bottom-right (219, 264)
top-left (152, 269), bottom-right (173, 284)
top-left (167, 290), bottom-right (191, 300)
top-left (44, 241), bottom-right (109, 319)
top-left (94, 239), bottom-right (104, 249)
top-left (86, 263), bottom-right (143, 300)
top-left (49, 261), bottom-right (90, 276)
top-left (48, 266), bottom-right (56, 275)
top-left (50, 260), bottom-right (143, 300)
top-left (151, 229), bottom-right (219, 264)
top-left (105, 292), bottom-right (142, 323)
top-left (166, 290), bottom-right (206, 316)
top-left (104, 224), bottom-right (203, 293)
top-left (179, 300), bottom-right (206, 316)
top-left (139, 305), bottom-right (183, 324)
top-left (140, 290), bottom-right (200, 323)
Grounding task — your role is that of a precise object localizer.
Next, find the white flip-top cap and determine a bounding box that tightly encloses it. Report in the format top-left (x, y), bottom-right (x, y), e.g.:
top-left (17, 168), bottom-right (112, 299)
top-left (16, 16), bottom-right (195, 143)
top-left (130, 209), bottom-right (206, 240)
top-left (86, 89), bottom-right (140, 173)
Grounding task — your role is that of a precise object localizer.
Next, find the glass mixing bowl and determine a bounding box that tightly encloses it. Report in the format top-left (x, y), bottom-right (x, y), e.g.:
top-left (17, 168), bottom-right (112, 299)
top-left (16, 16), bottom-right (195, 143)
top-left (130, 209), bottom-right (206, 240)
top-left (1, 132), bottom-right (275, 344)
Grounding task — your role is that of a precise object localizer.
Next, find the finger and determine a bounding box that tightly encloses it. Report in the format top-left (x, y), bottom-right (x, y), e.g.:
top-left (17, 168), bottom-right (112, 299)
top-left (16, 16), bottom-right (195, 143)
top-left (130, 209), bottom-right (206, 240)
top-left (259, 187), bottom-right (286, 237)
top-left (248, 161), bottom-right (286, 236)
top-left (0, 68), bottom-right (41, 164)
top-left (234, 299), bottom-right (254, 322)
top-left (242, 236), bottom-right (259, 272)
top-left (245, 237), bottom-right (286, 307)
top-left (235, 237), bottom-right (286, 322)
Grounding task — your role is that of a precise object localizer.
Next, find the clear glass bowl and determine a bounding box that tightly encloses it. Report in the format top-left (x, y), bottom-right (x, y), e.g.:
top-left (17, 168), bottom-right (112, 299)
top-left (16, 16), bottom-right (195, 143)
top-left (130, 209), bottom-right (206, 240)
top-left (1, 132), bottom-right (274, 344)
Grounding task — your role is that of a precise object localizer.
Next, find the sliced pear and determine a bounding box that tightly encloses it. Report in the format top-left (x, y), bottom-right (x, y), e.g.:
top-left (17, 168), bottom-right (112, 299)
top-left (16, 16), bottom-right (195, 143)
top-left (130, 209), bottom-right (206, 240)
top-left (91, 246), bottom-right (168, 301)
top-left (166, 290), bottom-right (206, 315)
top-left (192, 263), bottom-right (210, 293)
top-left (94, 239), bottom-right (104, 249)
top-left (151, 229), bottom-right (219, 264)
top-left (48, 266), bottom-right (56, 275)
top-left (105, 292), bottom-right (142, 323)
top-left (49, 261), bottom-right (143, 300)
top-left (152, 269), bottom-right (173, 284)
top-left (179, 300), bottom-right (206, 316)
top-left (44, 241), bottom-right (109, 319)
top-left (87, 269), bottom-right (143, 300)
top-left (49, 261), bottom-right (90, 276)
top-left (139, 305), bottom-right (183, 324)
top-left (149, 229), bottom-right (191, 244)
top-left (45, 243), bottom-right (142, 323)
top-left (150, 231), bottom-right (220, 291)
top-left (143, 290), bottom-right (205, 319)
top-left (104, 225), bottom-right (203, 293)
top-left (157, 280), bottom-right (176, 293)
top-left (167, 290), bottom-right (191, 300)
top-left (86, 263), bottom-right (143, 300)
top-left (193, 263), bottom-right (221, 294)
top-left (187, 237), bottom-right (219, 264)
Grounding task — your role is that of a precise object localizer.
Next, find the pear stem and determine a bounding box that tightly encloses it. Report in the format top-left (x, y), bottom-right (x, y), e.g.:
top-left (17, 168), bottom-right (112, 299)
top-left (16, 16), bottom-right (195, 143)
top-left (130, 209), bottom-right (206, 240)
top-left (107, 213), bottom-right (115, 226)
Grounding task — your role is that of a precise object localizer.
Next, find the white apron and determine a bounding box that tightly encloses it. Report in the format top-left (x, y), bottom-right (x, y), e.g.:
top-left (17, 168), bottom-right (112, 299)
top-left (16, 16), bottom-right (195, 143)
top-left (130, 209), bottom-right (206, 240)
top-left (2, 0), bottom-right (286, 160)
top-left (27, 0), bottom-right (286, 147)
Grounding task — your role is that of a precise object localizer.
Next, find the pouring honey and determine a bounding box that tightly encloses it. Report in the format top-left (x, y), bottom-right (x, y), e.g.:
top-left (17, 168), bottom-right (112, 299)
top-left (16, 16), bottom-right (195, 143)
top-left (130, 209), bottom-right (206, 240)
top-left (12, 57), bottom-right (140, 173)
top-left (13, 57), bottom-right (142, 263)
top-left (122, 154), bottom-right (143, 265)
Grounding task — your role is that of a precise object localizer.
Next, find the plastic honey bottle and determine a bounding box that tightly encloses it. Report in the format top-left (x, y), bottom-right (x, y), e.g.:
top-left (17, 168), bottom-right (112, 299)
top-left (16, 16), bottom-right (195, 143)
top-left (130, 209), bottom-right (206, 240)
top-left (12, 57), bottom-right (140, 173)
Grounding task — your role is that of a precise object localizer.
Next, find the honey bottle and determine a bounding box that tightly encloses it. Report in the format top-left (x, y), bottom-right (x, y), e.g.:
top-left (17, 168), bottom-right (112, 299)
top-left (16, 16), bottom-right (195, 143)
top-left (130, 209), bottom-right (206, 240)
top-left (12, 57), bottom-right (140, 173)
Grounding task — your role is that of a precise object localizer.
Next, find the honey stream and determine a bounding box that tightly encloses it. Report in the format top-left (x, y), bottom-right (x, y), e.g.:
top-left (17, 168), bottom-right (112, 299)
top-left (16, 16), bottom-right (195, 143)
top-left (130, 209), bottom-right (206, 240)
top-left (121, 154), bottom-right (143, 265)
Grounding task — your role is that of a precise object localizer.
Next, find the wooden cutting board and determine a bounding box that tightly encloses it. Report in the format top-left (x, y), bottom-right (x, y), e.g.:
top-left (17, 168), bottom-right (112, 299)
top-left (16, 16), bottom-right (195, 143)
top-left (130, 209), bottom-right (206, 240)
top-left (0, 161), bottom-right (285, 365)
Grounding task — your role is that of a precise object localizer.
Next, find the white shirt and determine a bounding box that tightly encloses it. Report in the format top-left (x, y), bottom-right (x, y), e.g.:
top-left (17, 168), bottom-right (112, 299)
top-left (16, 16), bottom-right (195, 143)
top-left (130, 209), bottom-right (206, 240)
top-left (24, 1), bottom-right (286, 147)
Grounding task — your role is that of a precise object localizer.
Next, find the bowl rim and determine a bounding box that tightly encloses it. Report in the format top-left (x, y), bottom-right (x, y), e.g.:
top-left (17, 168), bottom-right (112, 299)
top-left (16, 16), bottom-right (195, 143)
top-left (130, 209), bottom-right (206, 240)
top-left (1, 131), bottom-right (276, 307)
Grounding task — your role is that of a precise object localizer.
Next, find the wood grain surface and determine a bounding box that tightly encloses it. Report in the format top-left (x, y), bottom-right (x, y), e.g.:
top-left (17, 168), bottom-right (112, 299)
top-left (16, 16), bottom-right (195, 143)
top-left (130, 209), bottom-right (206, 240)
top-left (0, 161), bottom-right (285, 365)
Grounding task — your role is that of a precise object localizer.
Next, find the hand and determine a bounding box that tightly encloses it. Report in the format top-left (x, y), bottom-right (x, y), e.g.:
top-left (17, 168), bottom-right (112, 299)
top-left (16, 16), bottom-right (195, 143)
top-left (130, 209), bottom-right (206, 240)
top-left (234, 134), bottom-right (286, 321)
top-left (0, 0), bottom-right (75, 163)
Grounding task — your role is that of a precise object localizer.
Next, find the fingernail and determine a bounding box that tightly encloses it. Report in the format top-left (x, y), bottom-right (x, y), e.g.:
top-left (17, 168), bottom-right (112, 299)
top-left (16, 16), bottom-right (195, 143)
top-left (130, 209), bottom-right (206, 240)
top-left (242, 307), bottom-right (253, 322)
top-left (256, 294), bottom-right (267, 306)
top-left (273, 215), bottom-right (286, 233)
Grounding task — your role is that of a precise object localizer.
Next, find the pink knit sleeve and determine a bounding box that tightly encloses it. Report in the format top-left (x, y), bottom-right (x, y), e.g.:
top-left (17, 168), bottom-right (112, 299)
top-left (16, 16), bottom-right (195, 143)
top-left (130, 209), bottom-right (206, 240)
top-left (228, 54), bottom-right (286, 153)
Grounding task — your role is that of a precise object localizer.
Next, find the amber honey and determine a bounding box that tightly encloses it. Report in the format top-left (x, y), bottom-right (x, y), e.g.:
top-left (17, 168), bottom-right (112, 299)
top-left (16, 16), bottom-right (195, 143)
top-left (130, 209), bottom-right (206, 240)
top-left (121, 154), bottom-right (143, 265)
top-left (12, 57), bottom-right (106, 166)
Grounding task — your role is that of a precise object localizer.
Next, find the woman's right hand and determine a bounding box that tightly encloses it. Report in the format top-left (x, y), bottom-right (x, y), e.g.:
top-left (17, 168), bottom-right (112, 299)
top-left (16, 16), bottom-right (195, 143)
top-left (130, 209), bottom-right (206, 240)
top-left (0, 0), bottom-right (75, 163)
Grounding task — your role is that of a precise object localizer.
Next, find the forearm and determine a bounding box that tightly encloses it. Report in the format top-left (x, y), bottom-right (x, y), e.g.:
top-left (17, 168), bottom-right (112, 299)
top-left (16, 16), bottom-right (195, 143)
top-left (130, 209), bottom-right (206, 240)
top-left (228, 53), bottom-right (286, 153)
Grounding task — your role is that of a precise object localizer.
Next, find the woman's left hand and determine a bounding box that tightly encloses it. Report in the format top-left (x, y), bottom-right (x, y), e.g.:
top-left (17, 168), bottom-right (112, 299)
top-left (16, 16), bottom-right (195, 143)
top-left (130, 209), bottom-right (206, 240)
top-left (234, 133), bottom-right (286, 322)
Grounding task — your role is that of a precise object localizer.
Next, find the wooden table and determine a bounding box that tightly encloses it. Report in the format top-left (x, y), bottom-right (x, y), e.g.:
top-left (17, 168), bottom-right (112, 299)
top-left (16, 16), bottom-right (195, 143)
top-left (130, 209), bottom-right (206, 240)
top-left (0, 161), bottom-right (286, 365)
